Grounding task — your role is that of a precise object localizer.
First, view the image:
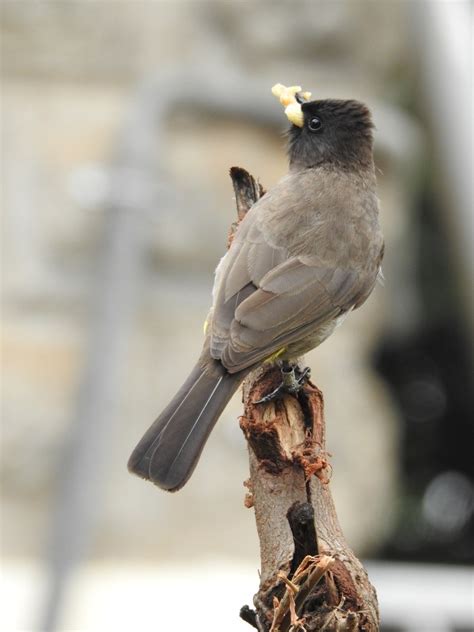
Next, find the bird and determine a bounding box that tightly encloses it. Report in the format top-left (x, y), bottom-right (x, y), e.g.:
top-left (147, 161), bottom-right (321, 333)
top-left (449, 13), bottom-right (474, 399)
top-left (128, 84), bottom-right (384, 492)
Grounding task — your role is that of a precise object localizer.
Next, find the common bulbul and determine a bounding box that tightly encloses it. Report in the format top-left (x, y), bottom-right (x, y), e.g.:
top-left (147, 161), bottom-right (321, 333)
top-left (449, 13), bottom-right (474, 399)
top-left (128, 84), bottom-right (384, 491)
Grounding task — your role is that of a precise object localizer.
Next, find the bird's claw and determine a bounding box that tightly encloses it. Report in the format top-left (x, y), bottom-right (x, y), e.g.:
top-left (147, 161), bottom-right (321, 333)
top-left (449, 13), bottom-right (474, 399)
top-left (254, 363), bottom-right (311, 404)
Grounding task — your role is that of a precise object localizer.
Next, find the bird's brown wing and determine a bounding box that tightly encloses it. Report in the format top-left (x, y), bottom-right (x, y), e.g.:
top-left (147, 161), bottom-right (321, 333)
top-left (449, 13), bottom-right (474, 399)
top-left (210, 207), bottom-right (360, 373)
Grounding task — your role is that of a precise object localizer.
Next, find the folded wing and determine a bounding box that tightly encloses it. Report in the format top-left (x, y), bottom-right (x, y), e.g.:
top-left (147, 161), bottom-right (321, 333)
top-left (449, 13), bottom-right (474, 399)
top-left (210, 206), bottom-right (361, 373)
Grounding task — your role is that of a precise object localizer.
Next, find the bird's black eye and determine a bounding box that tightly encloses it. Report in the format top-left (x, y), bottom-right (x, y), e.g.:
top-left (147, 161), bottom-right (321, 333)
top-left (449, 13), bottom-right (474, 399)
top-left (308, 116), bottom-right (322, 132)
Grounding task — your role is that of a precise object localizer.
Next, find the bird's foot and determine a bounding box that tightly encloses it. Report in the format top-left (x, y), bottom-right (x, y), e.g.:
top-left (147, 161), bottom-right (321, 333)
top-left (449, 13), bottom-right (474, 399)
top-left (254, 362), bottom-right (311, 404)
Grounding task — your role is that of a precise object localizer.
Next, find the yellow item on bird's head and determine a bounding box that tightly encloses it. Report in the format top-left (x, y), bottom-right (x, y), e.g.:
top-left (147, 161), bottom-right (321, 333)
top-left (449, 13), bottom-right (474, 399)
top-left (271, 83), bottom-right (312, 128)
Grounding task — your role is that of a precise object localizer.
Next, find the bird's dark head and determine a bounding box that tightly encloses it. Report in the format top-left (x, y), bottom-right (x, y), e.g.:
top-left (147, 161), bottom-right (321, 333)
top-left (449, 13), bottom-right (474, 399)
top-left (286, 99), bottom-right (375, 172)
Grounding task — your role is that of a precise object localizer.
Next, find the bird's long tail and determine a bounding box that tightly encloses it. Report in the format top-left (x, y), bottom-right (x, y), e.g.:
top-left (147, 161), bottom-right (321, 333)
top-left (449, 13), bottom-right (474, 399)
top-left (128, 358), bottom-right (244, 491)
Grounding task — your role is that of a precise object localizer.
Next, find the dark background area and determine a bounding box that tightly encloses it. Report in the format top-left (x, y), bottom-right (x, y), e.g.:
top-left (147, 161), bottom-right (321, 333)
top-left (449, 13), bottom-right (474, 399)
top-left (376, 186), bottom-right (473, 565)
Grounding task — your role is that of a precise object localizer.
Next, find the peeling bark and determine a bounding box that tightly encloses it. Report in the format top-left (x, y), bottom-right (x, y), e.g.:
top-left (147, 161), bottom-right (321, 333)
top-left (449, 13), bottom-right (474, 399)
top-left (230, 168), bottom-right (379, 632)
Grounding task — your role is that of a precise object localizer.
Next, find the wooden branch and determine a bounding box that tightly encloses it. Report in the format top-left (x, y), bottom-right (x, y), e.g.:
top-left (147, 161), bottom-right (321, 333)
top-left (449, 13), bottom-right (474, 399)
top-left (229, 168), bottom-right (379, 632)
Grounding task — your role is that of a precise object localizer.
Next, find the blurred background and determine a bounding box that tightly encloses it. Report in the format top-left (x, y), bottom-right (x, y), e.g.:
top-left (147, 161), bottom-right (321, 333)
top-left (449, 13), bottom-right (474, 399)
top-left (1, 2), bottom-right (472, 631)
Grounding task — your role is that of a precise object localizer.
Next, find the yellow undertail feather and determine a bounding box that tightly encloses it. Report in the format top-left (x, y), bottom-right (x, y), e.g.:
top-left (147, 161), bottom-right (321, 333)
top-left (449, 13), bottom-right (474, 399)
top-left (264, 347), bottom-right (287, 364)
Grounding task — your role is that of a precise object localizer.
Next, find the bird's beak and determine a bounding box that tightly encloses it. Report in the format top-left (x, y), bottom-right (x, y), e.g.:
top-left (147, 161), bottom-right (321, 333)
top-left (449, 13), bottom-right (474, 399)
top-left (271, 83), bottom-right (311, 128)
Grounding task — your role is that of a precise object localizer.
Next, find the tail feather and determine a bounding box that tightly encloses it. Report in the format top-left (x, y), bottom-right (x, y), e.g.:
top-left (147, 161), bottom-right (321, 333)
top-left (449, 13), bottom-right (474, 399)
top-left (128, 358), bottom-right (243, 491)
